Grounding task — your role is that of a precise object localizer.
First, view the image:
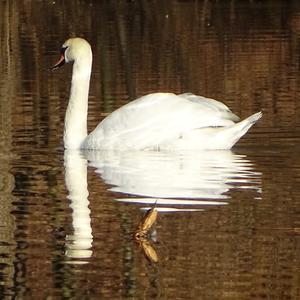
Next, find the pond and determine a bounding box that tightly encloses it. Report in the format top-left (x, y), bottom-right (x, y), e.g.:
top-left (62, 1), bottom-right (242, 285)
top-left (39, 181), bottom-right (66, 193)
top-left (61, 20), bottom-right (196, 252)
top-left (0, 1), bottom-right (300, 299)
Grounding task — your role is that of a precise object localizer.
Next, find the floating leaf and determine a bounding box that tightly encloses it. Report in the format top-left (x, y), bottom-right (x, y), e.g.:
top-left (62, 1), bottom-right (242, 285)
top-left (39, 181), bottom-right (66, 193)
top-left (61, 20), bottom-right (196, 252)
top-left (138, 207), bottom-right (158, 233)
top-left (133, 206), bottom-right (159, 263)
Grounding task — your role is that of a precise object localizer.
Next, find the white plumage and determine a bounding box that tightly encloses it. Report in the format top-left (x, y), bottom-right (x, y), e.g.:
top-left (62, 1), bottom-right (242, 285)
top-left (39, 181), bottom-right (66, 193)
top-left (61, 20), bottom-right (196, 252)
top-left (52, 38), bottom-right (262, 150)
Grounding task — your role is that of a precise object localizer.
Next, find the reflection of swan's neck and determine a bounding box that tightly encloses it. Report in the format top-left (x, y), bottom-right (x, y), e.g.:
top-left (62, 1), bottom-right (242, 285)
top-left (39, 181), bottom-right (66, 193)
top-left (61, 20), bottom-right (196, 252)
top-left (64, 57), bottom-right (92, 149)
top-left (64, 150), bottom-right (93, 260)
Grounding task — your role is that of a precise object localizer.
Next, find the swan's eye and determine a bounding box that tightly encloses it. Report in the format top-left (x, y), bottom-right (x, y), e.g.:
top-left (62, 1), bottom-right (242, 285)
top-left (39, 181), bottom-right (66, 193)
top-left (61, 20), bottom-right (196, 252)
top-left (61, 46), bottom-right (68, 56)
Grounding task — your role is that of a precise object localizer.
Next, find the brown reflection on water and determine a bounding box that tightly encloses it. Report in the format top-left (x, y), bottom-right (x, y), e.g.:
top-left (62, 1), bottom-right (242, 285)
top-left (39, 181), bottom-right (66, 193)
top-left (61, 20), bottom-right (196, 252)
top-left (0, 0), bottom-right (300, 299)
top-left (1, 0), bottom-right (300, 146)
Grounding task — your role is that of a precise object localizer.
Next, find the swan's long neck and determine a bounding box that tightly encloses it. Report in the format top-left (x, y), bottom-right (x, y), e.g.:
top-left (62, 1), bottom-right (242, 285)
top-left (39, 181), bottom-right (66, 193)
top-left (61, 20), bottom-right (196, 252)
top-left (64, 56), bottom-right (92, 149)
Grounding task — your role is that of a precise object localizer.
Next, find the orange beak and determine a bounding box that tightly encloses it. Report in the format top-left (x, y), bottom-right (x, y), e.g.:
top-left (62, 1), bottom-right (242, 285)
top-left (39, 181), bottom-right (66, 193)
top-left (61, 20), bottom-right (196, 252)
top-left (50, 53), bottom-right (65, 71)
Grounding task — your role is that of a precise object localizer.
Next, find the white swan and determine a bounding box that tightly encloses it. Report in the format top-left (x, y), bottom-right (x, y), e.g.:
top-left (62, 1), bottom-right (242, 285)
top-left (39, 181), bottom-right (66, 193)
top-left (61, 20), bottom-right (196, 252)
top-left (51, 37), bottom-right (262, 150)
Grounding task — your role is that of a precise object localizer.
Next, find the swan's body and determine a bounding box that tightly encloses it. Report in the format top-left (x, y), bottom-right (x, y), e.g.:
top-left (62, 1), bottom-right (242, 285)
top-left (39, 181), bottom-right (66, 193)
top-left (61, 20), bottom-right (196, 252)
top-left (52, 38), bottom-right (262, 150)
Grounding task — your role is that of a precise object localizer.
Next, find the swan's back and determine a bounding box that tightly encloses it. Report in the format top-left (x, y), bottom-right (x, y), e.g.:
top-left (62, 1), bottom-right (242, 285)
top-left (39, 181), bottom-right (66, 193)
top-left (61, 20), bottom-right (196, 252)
top-left (82, 92), bottom-right (258, 150)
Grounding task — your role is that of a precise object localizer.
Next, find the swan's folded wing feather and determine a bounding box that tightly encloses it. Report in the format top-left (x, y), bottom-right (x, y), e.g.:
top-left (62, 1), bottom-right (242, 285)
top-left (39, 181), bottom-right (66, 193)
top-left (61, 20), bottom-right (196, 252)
top-left (84, 93), bottom-right (237, 149)
top-left (179, 93), bottom-right (240, 122)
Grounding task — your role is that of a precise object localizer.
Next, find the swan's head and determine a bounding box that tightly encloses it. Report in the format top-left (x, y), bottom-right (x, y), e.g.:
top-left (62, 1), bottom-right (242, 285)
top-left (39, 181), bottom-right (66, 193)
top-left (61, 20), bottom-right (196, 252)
top-left (50, 37), bottom-right (92, 70)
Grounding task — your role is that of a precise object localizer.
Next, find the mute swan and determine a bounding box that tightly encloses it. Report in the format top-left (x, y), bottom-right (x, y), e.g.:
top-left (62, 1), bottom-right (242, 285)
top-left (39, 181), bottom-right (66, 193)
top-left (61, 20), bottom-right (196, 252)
top-left (51, 37), bottom-right (262, 150)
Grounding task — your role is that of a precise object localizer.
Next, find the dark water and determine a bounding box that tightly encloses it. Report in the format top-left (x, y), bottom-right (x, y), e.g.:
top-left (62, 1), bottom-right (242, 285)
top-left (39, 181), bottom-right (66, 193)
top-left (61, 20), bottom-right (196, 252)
top-left (1, 0), bottom-right (300, 299)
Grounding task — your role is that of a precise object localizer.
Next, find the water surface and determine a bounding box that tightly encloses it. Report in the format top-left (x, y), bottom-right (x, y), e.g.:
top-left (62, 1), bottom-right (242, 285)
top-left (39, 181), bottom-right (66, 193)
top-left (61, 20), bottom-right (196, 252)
top-left (0, 1), bottom-right (300, 299)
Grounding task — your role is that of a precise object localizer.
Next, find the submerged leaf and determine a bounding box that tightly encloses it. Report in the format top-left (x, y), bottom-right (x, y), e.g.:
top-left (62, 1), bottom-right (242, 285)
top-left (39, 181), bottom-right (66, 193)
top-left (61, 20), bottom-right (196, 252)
top-left (140, 240), bottom-right (158, 263)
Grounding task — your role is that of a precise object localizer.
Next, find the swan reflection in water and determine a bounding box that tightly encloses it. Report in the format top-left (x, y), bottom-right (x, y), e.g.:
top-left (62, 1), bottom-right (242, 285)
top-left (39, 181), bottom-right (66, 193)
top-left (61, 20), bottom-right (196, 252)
top-left (64, 150), bottom-right (92, 263)
top-left (86, 150), bottom-right (261, 208)
top-left (63, 149), bottom-right (261, 261)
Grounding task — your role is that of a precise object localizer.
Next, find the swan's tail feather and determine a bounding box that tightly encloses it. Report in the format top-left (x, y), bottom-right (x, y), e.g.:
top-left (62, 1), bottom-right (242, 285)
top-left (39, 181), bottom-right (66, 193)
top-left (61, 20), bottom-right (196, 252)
top-left (244, 111), bottom-right (263, 125)
top-left (237, 111), bottom-right (262, 133)
top-left (223, 111), bottom-right (262, 149)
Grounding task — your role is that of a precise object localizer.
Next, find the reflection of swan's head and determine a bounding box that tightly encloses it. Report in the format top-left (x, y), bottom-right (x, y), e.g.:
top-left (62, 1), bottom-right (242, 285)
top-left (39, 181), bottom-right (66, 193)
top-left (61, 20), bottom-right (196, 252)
top-left (64, 150), bottom-right (93, 261)
top-left (51, 37), bottom-right (92, 70)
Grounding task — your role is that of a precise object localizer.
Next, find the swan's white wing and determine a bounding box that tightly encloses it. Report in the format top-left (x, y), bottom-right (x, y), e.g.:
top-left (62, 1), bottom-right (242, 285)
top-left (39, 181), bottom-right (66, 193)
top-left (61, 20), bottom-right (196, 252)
top-left (179, 93), bottom-right (240, 122)
top-left (83, 93), bottom-right (237, 150)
